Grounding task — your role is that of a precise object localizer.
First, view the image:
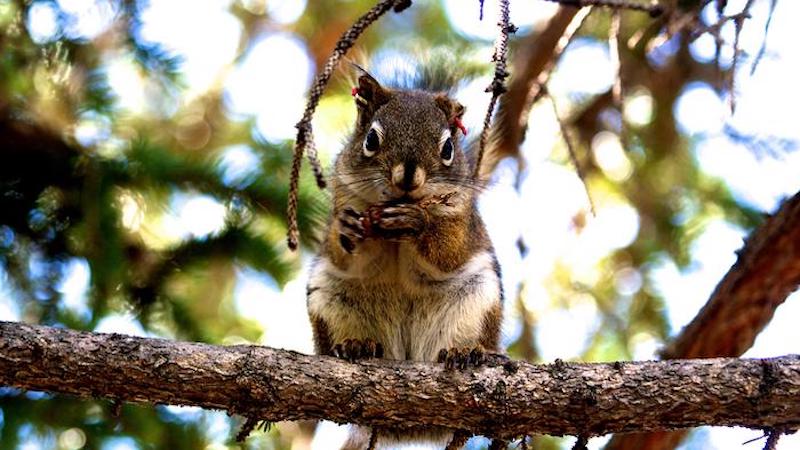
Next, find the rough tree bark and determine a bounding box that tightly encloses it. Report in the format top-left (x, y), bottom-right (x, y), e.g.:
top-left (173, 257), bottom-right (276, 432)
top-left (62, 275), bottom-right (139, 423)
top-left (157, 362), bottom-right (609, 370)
top-left (605, 190), bottom-right (800, 450)
top-left (2, 321), bottom-right (800, 441)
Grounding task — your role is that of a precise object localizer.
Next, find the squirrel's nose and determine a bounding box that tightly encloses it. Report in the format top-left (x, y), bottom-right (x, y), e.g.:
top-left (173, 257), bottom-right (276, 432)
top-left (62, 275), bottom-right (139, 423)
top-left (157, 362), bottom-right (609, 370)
top-left (392, 161), bottom-right (426, 192)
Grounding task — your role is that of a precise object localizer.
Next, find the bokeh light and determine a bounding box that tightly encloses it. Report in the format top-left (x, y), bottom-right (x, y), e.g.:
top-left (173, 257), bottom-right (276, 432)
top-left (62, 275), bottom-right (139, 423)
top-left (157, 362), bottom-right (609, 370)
top-left (225, 33), bottom-right (313, 142)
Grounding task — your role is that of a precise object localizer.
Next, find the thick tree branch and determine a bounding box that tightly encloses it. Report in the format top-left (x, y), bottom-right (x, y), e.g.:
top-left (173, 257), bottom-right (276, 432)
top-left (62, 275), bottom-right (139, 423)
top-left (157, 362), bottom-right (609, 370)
top-left (2, 321), bottom-right (800, 440)
top-left (605, 192), bottom-right (800, 450)
top-left (663, 191), bottom-right (800, 359)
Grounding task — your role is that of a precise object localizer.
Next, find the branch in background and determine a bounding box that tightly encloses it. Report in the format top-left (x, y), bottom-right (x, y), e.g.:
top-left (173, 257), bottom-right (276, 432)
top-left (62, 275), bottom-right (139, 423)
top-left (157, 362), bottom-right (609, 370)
top-left (545, 89), bottom-right (596, 215)
top-left (474, 0), bottom-right (514, 180)
top-left (688, 0), bottom-right (770, 112)
top-left (664, 190), bottom-right (800, 359)
top-left (489, 6), bottom-right (585, 176)
top-left (608, 10), bottom-right (623, 110)
top-left (2, 322), bottom-right (800, 442)
top-left (729, 0), bottom-right (756, 113)
top-left (541, 0), bottom-right (663, 17)
top-left (604, 191), bottom-right (800, 450)
top-left (750, 0), bottom-right (779, 75)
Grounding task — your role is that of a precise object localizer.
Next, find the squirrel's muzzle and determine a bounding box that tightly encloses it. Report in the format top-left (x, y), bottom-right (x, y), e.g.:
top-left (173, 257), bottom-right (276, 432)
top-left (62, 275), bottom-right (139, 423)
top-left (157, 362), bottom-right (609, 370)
top-left (392, 161), bottom-right (426, 193)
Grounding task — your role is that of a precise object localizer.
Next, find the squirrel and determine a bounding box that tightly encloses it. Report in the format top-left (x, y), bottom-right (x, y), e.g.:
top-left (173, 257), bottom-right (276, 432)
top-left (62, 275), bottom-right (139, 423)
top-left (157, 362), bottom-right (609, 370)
top-left (306, 66), bottom-right (504, 450)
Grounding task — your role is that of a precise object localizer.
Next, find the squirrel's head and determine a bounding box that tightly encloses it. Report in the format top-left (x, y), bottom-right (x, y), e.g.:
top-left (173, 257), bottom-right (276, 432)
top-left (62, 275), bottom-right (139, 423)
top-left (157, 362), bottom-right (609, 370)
top-left (336, 69), bottom-right (470, 206)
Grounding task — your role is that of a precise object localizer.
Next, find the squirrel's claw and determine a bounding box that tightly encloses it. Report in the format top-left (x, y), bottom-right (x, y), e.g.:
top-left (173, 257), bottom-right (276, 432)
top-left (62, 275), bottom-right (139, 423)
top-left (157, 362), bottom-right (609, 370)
top-left (371, 204), bottom-right (428, 238)
top-left (338, 207), bottom-right (366, 253)
top-left (333, 338), bottom-right (384, 362)
top-left (437, 345), bottom-right (485, 370)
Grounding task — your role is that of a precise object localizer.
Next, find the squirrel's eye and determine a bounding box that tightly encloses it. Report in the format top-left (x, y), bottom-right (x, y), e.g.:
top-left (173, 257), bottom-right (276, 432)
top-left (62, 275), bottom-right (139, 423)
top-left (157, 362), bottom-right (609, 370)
top-left (363, 128), bottom-right (380, 157)
top-left (440, 137), bottom-right (454, 166)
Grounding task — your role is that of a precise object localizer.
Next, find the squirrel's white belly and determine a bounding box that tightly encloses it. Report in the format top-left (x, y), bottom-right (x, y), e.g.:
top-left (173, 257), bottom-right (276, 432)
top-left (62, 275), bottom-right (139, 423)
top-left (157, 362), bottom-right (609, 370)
top-left (307, 250), bottom-right (501, 361)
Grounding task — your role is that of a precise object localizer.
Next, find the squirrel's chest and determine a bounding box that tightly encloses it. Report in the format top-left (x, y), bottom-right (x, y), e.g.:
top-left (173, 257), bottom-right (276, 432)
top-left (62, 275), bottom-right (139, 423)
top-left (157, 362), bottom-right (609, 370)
top-left (338, 241), bottom-right (452, 287)
top-left (307, 250), bottom-right (501, 361)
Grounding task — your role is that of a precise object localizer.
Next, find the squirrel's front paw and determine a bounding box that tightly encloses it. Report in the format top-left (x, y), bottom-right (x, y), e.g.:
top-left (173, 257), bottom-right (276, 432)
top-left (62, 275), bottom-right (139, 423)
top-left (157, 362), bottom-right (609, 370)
top-left (370, 204), bottom-right (428, 239)
top-left (437, 346), bottom-right (485, 370)
top-left (337, 207), bottom-right (366, 253)
top-left (333, 338), bottom-right (384, 362)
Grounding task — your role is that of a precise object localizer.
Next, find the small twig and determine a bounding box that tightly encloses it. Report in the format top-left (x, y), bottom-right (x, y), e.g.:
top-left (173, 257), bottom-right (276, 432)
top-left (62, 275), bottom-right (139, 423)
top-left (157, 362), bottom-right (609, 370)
top-left (609, 10), bottom-right (623, 110)
top-left (716, 0), bottom-right (727, 15)
top-left (417, 192), bottom-right (457, 209)
top-left (541, 0), bottom-right (663, 17)
top-left (236, 418), bottom-right (271, 442)
top-left (545, 90), bottom-right (596, 216)
top-left (367, 428), bottom-right (379, 450)
top-left (474, 0), bottom-right (515, 180)
top-left (286, 0), bottom-right (413, 250)
top-left (742, 428), bottom-right (791, 448)
top-left (713, 6), bottom-right (725, 86)
top-left (607, 8), bottom-right (632, 150)
top-left (445, 430), bottom-right (471, 450)
top-left (236, 417), bottom-right (259, 442)
top-left (763, 429), bottom-right (781, 450)
top-left (572, 434), bottom-right (589, 450)
top-left (750, 0), bottom-right (778, 76)
top-left (110, 398), bottom-right (123, 418)
top-left (690, 11), bottom-right (750, 42)
top-left (729, 0), bottom-right (756, 114)
top-left (520, 7), bottom-right (593, 133)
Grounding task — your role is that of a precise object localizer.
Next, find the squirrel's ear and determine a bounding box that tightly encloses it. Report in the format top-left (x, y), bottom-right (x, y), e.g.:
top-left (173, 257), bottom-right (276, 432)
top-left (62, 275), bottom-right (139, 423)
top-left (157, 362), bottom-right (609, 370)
top-left (356, 73), bottom-right (391, 106)
top-left (435, 94), bottom-right (466, 130)
top-left (352, 66), bottom-right (391, 124)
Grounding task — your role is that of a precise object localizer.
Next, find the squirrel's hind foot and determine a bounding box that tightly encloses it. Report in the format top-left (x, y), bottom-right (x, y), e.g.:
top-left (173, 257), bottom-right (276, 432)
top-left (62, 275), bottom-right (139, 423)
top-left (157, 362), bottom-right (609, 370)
top-left (333, 338), bottom-right (384, 362)
top-left (437, 345), bottom-right (485, 370)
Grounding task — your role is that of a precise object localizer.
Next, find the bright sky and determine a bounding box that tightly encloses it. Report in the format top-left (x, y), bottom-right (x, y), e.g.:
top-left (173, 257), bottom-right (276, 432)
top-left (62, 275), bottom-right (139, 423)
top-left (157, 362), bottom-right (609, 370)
top-left (9, 1), bottom-right (800, 449)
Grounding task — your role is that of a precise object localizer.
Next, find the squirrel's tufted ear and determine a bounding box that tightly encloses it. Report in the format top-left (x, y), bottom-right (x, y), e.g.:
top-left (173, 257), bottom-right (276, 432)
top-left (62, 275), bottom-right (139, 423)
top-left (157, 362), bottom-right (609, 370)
top-left (356, 73), bottom-right (391, 106)
top-left (435, 94), bottom-right (466, 132)
top-left (351, 65), bottom-right (392, 125)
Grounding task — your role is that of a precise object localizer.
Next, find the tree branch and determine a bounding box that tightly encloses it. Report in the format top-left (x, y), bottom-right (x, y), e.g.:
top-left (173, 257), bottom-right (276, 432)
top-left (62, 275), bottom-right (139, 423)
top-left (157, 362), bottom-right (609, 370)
top-left (605, 191), bottom-right (800, 450)
top-left (490, 6), bottom-right (581, 175)
top-left (2, 321), bottom-right (800, 440)
top-left (663, 190), bottom-right (800, 359)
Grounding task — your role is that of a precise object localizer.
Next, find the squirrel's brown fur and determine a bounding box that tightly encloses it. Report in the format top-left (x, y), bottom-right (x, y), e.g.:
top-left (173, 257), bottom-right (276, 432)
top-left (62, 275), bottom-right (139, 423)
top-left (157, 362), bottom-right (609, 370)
top-left (307, 68), bottom-right (503, 449)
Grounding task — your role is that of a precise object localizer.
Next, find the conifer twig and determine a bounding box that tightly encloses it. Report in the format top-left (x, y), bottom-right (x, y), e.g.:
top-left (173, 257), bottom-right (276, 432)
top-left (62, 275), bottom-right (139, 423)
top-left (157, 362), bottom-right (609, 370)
top-left (286, 0), bottom-right (413, 250)
top-left (475, 0), bottom-right (516, 180)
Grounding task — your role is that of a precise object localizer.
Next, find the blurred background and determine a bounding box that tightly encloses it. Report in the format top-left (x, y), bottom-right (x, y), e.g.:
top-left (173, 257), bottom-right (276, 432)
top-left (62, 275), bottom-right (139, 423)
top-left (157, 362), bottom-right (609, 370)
top-left (1, 0), bottom-right (799, 449)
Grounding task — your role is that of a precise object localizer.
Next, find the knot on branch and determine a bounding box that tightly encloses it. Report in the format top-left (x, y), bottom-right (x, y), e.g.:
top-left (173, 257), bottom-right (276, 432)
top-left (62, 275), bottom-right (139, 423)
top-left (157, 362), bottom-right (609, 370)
top-left (758, 359), bottom-right (780, 400)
